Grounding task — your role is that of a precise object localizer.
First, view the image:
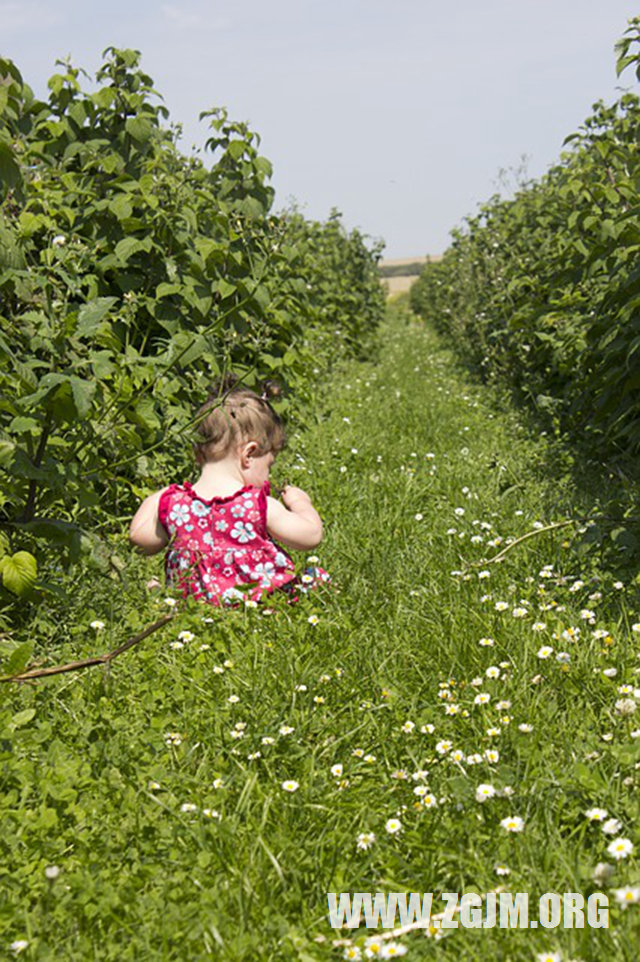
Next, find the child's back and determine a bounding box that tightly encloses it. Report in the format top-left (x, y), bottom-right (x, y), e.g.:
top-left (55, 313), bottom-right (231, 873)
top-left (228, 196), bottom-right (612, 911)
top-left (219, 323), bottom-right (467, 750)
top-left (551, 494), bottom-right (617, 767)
top-left (158, 478), bottom-right (298, 606)
top-left (129, 375), bottom-right (329, 606)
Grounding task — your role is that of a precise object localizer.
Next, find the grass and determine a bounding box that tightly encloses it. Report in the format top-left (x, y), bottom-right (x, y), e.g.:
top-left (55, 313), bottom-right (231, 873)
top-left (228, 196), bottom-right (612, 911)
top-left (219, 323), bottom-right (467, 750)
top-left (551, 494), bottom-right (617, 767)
top-left (1, 304), bottom-right (639, 961)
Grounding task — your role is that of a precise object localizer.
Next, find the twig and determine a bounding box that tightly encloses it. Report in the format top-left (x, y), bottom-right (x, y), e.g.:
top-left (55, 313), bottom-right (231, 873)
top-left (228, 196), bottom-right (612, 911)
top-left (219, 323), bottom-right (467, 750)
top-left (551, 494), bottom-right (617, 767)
top-left (0, 612), bottom-right (177, 683)
top-left (464, 519), bottom-right (579, 569)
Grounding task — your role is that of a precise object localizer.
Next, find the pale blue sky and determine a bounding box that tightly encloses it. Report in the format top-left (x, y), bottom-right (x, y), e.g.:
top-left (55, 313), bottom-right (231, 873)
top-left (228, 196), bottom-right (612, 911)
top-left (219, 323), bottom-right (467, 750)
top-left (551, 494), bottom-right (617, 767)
top-left (2, 0), bottom-right (638, 257)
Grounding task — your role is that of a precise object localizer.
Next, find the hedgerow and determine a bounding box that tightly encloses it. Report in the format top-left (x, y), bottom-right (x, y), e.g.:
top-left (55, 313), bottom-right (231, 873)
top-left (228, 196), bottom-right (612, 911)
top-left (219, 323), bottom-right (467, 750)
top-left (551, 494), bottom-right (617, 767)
top-left (0, 48), bottom-right (384, 617)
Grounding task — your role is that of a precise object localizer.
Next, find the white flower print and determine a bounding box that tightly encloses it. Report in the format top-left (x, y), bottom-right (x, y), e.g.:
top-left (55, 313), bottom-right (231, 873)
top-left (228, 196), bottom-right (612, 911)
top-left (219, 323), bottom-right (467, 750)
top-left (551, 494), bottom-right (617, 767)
top-left (274, 551), bottom-right (288, 567)
top-left (221, 587), bottom-right (244, 605)
top-left (191, 500), bottom-right (210, 518)
top-left (170, 504), bottom-right (191, 526)
top-left (215, 520), bottom-right (229, 532)
top-left (231, 503), bottom-right (246, 518)
top-left (252, 562), bottom-right (275, 585)
top-left (230, 521), bottom-right (256, 543)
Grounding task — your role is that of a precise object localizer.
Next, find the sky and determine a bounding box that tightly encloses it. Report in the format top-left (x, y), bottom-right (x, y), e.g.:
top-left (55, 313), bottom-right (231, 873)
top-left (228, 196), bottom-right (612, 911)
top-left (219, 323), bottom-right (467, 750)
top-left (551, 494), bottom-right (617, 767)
top-left (2, 0), bottom-right (638, 258)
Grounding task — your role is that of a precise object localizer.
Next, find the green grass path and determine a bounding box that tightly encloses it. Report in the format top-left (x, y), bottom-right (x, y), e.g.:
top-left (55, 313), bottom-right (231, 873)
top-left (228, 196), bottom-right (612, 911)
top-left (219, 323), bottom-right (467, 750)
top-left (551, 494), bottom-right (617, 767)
top-left (2, 306), bottom-right (639, 961)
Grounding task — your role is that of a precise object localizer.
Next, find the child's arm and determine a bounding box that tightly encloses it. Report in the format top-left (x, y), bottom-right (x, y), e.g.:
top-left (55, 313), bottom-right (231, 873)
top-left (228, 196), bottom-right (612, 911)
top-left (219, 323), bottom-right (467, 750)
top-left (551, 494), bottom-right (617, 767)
top-left (129, 488), bottom-right (170, 556)
top-left (266, 484), bottom-right (323, 551)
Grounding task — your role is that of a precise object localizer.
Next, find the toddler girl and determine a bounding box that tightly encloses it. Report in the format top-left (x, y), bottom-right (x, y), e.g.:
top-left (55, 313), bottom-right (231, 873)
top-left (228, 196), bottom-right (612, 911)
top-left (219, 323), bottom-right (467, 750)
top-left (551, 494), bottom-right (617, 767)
top-left (129, 375), bottom-right (330, 607)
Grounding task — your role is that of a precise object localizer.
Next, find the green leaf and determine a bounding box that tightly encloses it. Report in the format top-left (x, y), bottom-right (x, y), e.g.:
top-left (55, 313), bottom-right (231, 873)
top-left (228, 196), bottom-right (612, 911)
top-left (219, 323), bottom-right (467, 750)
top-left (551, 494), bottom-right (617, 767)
top-left (69, 376), bottom-right (97, 418)
top-left (109, 195), bottom-right (133, 221)
top-left (217, 279), bottom-right (237, 299)
top-left (0, 440), bottom-right (15, 467)
top-left (77, 297), bottom-right (118, 337)
top-left (15, 519), bottom-right (82, 550)
top-left (125, 116), bottom-right (154, 143)
top-left (6, 641), bottom-right (34, 675)
top-left (1, 551), bottom-right (37, 596)
top-left (0, 140), bottom-right (21, 191)
top-left (115, 237), bottom-right (143, 263)
top-left (9, 708), bottom-right (36, 729)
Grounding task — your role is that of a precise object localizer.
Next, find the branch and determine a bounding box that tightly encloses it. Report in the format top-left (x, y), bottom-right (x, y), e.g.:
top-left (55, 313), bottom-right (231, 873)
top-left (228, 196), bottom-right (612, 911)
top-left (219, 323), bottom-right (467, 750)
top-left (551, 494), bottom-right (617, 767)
top-left (0, 612), bottom-right (178, 683)
top-left (464, 518), bottom-right (579, 569)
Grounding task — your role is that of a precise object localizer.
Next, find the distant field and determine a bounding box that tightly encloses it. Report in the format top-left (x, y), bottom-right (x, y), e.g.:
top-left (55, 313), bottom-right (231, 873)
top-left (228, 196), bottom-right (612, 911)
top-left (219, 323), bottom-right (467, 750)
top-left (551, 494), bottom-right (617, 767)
top-left (379, 255), bottom-right (440, 296)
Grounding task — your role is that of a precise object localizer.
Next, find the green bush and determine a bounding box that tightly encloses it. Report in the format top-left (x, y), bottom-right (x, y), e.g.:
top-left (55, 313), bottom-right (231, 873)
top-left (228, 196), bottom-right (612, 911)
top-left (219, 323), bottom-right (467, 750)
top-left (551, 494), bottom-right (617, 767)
top-left (0, 49), bottom-right (384, 619)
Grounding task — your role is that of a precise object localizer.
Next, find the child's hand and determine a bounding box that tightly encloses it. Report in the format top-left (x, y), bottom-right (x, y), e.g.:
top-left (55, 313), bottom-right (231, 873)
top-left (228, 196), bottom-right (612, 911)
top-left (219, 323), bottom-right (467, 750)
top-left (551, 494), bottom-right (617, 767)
top-left (281, 484), bottom-right (312, 510)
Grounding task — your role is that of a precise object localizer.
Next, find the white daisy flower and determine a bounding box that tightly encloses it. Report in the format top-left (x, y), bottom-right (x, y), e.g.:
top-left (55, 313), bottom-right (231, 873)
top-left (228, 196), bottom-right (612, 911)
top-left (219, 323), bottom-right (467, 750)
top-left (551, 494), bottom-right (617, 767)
top-left (385, 818), bottom-right (402, 834)
top-left (613, 887), bottom-right (640, 907)
top-left (606, 837), bottom-right (634, 860)
top-left (602, 818), bottom-right (622, 835)
top-left (475, 783), bottom-right (496, 802)
top-left (356, 832), bottom-right (376, 851)
top-left (500, 815), bottom-right (524, 832)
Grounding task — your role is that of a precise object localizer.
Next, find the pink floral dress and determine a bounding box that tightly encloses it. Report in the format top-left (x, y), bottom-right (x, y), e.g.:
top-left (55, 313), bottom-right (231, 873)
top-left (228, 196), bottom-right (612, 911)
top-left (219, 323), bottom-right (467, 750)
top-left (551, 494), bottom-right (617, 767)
top-left (157, 479), bottom-right (330, 607)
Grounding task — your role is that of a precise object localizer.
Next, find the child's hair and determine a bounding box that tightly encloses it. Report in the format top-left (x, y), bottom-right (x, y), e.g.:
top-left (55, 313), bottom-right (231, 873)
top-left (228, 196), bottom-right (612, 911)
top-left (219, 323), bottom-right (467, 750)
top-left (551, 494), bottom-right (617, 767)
top-left (193, 373), bottom-right (286, 465)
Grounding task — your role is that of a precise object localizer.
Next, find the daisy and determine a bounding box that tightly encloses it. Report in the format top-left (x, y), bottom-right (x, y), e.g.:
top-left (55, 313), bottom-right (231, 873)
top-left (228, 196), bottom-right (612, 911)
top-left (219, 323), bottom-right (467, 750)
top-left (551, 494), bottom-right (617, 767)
top-left (500, 815), bottom-right (524, 832)
top-left (356, 832), bottom-right (376, 850)
top-left (475, 783), bottom-right (496, 802)
top-left (9, 942), bottom-right (29, 955)
top-left (401, 721), bottom-right (415, 733)
top-left (612, 887), bottom-right (640, 907)
top-left (606, 838), bottom-right (634, 860)
top-left (380, 945), bottom-right (407, 958)
top-left (385, 818), bottom-right (402, 834)
top-left (537, 646), bottom-right (554, 659)
top-left (343, 947), bottom-right (362, 960)
top-left (281, 780), bottom-right (299, 792)
top-left (331, 764), bottom-right (344, 778)
top-left (585, 808), bottom-right (608, 822)
top-left (90, 620), bottom-right (105, 630)
top-left (602, 818), bottom-right (622, 835)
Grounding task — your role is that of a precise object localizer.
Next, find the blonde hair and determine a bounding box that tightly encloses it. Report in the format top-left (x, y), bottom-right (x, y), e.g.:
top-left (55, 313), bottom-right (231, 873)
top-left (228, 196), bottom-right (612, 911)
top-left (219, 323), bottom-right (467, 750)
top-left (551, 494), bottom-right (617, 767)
top-left (193, 374), bottom-right (286, 465)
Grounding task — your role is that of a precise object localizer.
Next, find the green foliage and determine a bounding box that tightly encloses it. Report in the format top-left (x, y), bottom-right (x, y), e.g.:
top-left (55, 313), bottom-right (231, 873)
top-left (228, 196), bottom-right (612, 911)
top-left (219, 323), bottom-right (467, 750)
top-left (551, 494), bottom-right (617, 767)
top-left (0, 48), bottom-right (384, 621)
top-left (0, 309), bottom-right (638, 959)
top-left (410, 16), bottom-right (640, 460)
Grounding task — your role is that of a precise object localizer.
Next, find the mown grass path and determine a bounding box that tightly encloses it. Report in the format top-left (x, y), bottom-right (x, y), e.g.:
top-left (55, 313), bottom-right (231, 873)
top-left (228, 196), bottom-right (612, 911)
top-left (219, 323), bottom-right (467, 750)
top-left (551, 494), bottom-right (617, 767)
top-left (2, 306), bottom-right (638, 961)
